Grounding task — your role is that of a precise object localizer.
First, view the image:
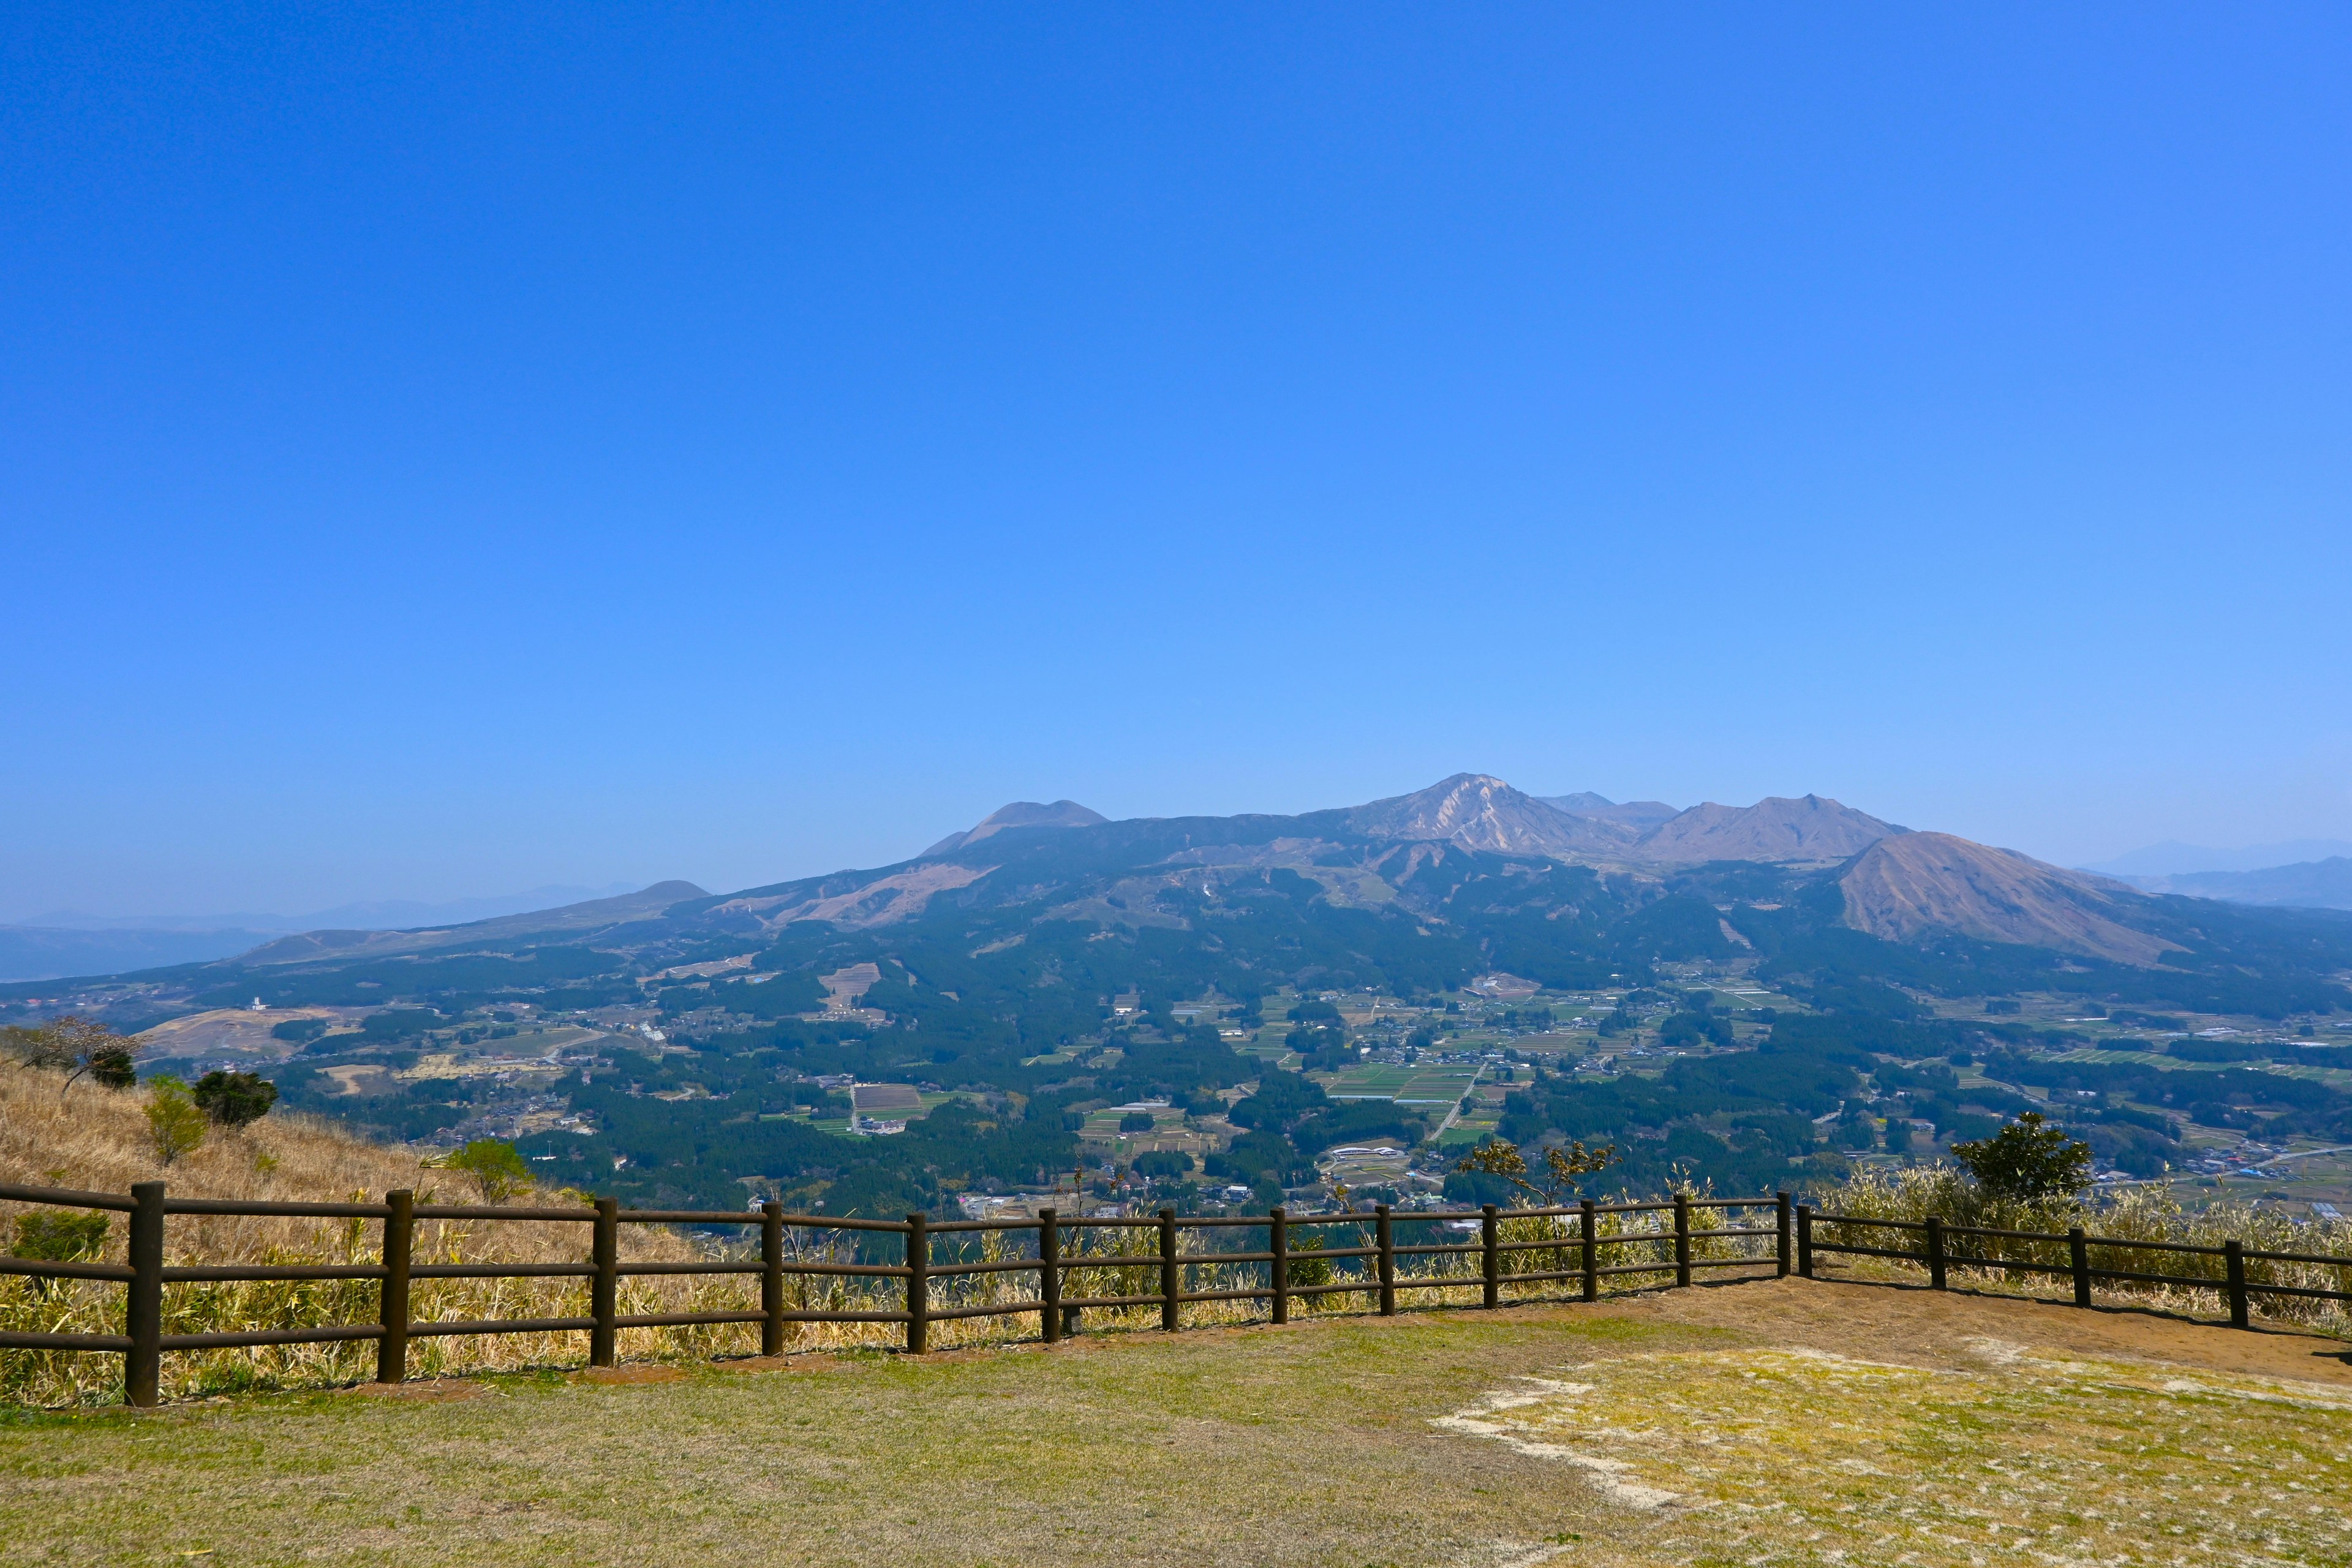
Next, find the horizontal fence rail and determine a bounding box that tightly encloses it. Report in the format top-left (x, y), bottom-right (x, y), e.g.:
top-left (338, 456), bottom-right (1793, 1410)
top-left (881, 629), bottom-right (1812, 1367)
top-left (6, 1178), bottom-right (2347, 1406)
top-left (1796, 1204), bottom-right (2352, 1331)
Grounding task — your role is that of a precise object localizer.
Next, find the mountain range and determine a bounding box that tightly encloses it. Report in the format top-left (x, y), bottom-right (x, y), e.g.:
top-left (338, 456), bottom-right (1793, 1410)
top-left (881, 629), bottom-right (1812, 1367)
top-left (6, 774), bottom-right (2346, 1001)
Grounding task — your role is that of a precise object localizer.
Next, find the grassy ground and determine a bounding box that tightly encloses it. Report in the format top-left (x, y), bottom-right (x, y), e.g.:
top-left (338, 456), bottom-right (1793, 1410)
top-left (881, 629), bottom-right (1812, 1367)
top-left (6, 1280), bottom-right (2349, 1567)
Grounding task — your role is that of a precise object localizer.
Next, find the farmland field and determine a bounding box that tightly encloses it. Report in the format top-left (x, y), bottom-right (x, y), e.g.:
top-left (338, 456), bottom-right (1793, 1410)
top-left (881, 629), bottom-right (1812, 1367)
top-left (1316, 1063), bottom-right (1480, 1105)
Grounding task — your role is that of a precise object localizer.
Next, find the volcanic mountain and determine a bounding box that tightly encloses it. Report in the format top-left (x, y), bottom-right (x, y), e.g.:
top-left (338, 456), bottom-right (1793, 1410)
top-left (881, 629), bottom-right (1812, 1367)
top-left (922, 801), bottom-right (1108, 858)
top-left (1838, 832), bottom-right (2175, 967)
top-left (1633, 795), bottom-right (1905, 865)
top-left (1346, 774), bottom-right (1638, 858)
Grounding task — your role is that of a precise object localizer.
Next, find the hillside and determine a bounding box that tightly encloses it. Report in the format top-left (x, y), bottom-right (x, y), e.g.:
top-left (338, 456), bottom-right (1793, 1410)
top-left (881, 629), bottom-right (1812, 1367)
top-left (6, 1278), bottom-right (2346, 1566)
top-left (1839, 832), bottom-right (2179, 966)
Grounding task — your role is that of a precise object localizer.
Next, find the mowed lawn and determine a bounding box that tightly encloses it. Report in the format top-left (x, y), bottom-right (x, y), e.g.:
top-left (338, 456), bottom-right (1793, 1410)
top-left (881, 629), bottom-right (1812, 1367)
top-left (5, 1282), bottom-right (2350, 1567)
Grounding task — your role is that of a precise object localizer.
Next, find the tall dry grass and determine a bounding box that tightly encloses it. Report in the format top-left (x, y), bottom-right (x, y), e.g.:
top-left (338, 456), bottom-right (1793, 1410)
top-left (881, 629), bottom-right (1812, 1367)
top-left (0, 1063), bottom-right (745, 1404)
top-left (1813, 1164), bottom-right (2352, 1335)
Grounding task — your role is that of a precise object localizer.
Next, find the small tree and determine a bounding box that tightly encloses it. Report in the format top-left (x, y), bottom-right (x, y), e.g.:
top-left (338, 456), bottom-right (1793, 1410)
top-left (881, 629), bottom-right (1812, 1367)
top-left (1951, 1112), bottom-right (2092, 1204)
top-left (1455, 1136), bottom-right (1619, 1205)
top-left (430, 1139), bottom-right (535, 1202)
top-left (144, 1077), bottom-right (208, 1166)
top-left (3, 1015), bottom-right (140, 1093)
top-left (193, 1070), bottom-right (278, 1128)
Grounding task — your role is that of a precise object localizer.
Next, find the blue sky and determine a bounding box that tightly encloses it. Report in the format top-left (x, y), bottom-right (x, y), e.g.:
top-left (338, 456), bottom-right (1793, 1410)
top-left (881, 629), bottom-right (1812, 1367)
top-left (5, 6), bottom-right (2348, 918)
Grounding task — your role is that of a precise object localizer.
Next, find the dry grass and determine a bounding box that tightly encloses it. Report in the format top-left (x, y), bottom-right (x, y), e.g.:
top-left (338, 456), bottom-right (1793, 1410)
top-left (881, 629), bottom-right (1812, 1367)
top-left (9, 1066), bottom-right (2350, 1413)
top-left (4, 1283), bottom-right (2348, 1567)
top-left (1819, 1164), bottom-right (2352, 1336)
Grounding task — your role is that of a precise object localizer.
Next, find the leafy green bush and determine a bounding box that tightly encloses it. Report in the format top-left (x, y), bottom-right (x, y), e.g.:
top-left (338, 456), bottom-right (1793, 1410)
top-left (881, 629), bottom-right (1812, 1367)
top-left (194, 1070), bottom-right (278, 1128)
top-left (144, 1077), bottom-right (208, 1165)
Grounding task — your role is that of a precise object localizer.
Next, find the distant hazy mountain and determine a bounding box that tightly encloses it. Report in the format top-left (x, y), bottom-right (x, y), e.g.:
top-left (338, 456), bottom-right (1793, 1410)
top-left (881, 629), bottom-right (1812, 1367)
top-left (17, 884), bottom-right (642, 935)
top-left (1532, 792), bottom-right (1681, 829)
top-left (1840, 832), bottom-right (2173, 967)
top-left (237, 881), bottom-right (710, 966)
top-left (2124, 858), bottom-right (2352, 911)
top-left (922, 801), bottom-right (1108, 858)
top-left (0, 883), bottom-right (646, 983)
top-left (2082, 839), bottom-right (2352, 878)
top-left (0, 926), bottom-right (277, 984)
top-left (1634, 795), bottom-right (1905, 865)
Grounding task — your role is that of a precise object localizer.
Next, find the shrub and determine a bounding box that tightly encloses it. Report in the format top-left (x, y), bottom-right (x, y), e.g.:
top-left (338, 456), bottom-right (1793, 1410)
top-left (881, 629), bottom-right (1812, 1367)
top-left (429, 1139), bottom-right (534, 1202)
top-left (1951, 1112), bottom-right (2092, 1204)
top-left (143, 1077), bottom-right (208, 1165)
top-left (193, 1071), bottom-right (278, 1128)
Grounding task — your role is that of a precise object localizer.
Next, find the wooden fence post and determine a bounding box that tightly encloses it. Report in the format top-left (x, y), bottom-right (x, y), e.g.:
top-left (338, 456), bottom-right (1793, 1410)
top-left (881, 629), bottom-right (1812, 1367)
top-left (1924, 1215), bottom-right (1947, 1291)
top-left (1774, 1193), bottom-right (1791, 1278)
top-left (760, 1200), bottom-right (785, 1357)
top-left (125, 1181), bottom-right (165, 1408)
top-left (1673, 1193), bottom-right (1692, 1289)
top-left (376, 1188), bottom-right (413, 1384)
top-left (1270, 1208), bottom-right (1289, 1325)
top-left (2225, 1238), bottom-right (2248, 1329)
top-left (1375, 1204), bottom-right (1395, 1316)
top-left (1796, 1204), bottom-right (1814, 1278)
top-left (1480, 1204), bottom-right (1499, 1309)
top-left (1038, 1208), bottom-right (1061, 1344)
top-left (590, 1197), bottom-right (619, 1368)
top-left (1580, 1199), bottom-right (1599, 1302)
top-left (2068, 1226), bottom-right (2091, 1308)
top-left (905, 1213), bottom-right (929, 1354)
top-left (1159, 1208), bottom-right (1180, 1332)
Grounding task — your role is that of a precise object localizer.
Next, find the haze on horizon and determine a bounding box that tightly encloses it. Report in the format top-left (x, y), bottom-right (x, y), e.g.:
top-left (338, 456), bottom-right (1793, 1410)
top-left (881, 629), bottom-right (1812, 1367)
top-left (4, 8), bottom-right (2348, 921)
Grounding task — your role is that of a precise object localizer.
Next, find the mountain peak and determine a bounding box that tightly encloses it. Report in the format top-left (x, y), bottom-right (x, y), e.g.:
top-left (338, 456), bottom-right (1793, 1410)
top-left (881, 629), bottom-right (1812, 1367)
top-left (923, 800), bottom-right (1109, 858)
top-left (1348, 774), bottom-right (1637, 857)
top-left (1634, 794), bottom-right (1904, 864)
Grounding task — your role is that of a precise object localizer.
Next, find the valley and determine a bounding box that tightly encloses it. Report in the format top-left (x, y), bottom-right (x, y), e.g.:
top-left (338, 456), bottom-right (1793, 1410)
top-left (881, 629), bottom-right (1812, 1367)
top-left (7, 774), bottom-right (2352, 1226)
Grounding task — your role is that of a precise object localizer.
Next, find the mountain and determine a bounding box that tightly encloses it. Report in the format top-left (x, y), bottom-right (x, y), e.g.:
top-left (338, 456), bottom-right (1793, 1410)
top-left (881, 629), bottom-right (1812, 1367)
top-left (2082, 839), bottom-right (2352, 878)
top-left (1534, 793), bottom-right (1682, 829)
top-left (0, 884), bottom-right (648, 982)
top-left (0, 925), bottom-right (278, 984)
top-left (235, 881), bottom-right (710, 966)
top-left (1633, 795), bottom-right (1905, 865)
top-left (922, 801), bottom-right (1108, 858)
top-left (1346, 774), bottom-right (1638, 857)
top-left (2123, 858), bottom-right (2352, 911)
top-left (1839, 832), bottom-right (2176, 967)
top-left (14, 884), bottom-right (644, 935)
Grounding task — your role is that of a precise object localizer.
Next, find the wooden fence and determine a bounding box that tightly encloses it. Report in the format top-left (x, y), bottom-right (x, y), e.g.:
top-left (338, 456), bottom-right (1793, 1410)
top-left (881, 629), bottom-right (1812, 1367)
top-left (6, 1181), bottom-right (2348, 1406)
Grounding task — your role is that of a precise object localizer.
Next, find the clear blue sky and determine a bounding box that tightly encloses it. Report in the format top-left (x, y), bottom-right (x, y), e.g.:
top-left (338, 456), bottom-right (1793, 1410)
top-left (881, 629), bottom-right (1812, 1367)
top-left (5, 6), bottom-right (2348, 918)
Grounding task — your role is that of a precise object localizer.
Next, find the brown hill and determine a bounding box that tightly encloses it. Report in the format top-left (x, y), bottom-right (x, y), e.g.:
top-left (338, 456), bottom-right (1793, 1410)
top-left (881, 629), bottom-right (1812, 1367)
top-left (1634, 795), bottom-right (1903, 864)
top-left (1839, 832), bottom-right (2178, 966)
top-left (1347, 774), bottom-right (1638, 858)
top-left (922, 800), bottom-right (1109, 858)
